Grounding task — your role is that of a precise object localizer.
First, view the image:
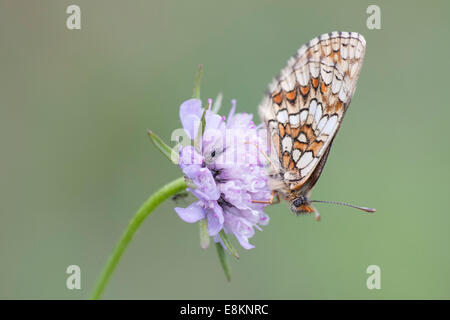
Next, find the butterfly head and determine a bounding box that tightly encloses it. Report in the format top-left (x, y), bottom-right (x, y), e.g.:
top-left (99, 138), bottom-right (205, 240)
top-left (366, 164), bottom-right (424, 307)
top-left (290, 196), bottom-right (314, 215)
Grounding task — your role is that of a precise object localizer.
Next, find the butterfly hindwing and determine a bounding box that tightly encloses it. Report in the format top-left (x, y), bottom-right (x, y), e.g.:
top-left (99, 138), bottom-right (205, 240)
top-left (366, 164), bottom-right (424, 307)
top-left (259, 31), bottom-right (366, 195)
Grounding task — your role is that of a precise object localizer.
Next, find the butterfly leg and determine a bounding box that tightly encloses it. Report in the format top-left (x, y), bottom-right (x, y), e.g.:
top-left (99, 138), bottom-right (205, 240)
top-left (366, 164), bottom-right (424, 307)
top-left (252, 191), bottom-right (280, 205)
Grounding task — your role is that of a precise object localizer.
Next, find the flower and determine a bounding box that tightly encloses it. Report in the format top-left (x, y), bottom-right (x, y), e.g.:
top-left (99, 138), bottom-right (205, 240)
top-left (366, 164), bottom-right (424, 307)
top-left (174, 98), bottom-right (271, 250)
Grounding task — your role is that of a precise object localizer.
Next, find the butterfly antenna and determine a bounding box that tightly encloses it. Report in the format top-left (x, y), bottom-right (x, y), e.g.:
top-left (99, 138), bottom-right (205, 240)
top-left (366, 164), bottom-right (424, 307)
top-left (309, 200), bottom-right (376, 213)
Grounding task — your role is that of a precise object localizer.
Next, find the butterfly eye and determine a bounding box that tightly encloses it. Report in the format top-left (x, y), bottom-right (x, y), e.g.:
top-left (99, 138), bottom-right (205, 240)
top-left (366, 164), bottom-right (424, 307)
top-left (293, 197), bottom-right (305, 207)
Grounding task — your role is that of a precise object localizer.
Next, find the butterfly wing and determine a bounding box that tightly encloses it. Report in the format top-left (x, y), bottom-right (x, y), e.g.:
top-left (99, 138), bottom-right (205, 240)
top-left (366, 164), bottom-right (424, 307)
top-left (259, 32), bottom-right (366, 193)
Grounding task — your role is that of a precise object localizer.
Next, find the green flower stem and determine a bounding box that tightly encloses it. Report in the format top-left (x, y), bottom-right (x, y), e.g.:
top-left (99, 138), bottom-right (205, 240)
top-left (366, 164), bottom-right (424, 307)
top-left (90, 176), bottom-right (187, 300)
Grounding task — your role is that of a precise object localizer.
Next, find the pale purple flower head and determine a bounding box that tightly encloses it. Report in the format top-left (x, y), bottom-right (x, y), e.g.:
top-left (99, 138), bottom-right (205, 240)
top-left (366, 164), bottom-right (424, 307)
top-left (174, 98), bottom-right (271, 250)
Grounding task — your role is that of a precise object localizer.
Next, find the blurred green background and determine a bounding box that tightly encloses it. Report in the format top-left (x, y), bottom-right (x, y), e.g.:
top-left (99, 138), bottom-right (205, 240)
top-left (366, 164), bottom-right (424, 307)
top-left (1, 0), bottom-right (450, 299)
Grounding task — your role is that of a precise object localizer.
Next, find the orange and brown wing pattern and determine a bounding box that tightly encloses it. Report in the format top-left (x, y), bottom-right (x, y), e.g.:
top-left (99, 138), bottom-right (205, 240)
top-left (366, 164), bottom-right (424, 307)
top-left (258, 31), bottom-right (366, 191)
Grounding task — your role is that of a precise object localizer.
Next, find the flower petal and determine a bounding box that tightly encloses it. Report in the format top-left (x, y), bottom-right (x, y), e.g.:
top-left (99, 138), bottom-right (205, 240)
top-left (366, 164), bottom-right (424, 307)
top-left (235, 232), bottom-right (255, 250)
top-left (224, 214), bottom-right (256, 250)
top-left (179, 99), bottom-right (202, 139)
top-left (179, 146), bottom-right (203, 167)
top-left (207, 212), bottom-right (223, 236)
top-left (182, 164), bottom-right (202, 179)
top-left (205, 110), bottom-right (224, 131)
top-left (192, 168), bottom-right (220, 200)
top-left (233, 220), bottom-right (255, 250)
top-left (175, 202), bottom-right (205, 223)
top-left (206, 203), bottom-right (224, 236)
top-left (227, 113), bottom-right (253, 129)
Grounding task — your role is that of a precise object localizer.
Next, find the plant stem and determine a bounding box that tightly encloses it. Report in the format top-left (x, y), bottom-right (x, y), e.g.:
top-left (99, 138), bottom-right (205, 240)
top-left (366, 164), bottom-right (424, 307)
top-left (216, 242), bottom-right (232, 281)
top-left (90, 176), bottom-right (187, 300)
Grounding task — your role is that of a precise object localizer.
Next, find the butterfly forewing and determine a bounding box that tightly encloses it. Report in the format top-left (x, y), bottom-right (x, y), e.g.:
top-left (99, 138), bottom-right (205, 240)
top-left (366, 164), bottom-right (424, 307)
top-left (259, 31), bottom-right (366, 196)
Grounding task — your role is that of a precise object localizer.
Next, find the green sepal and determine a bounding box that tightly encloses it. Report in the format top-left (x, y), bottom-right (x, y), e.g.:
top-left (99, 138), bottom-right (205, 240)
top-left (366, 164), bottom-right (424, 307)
top-left (216, 242), bottom-right (232, 281)
top-left (199, 219), bottom-right (210, 249)
top-left (219, 230), bottom-right (240, 259)
top-left (192, 64), bottom-right (203, 99)
top-left (147, 129), bottom-right (179, 164)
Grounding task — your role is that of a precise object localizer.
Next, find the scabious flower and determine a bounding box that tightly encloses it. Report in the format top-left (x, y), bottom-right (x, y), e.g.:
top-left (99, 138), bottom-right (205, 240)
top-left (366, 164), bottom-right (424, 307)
top-left (174, 98), bottom-right (271, 250)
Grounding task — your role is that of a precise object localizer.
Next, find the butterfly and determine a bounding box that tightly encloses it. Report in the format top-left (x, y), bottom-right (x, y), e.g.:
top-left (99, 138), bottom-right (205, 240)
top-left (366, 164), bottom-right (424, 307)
top-left (257, 31), bottom-right (375, 220)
